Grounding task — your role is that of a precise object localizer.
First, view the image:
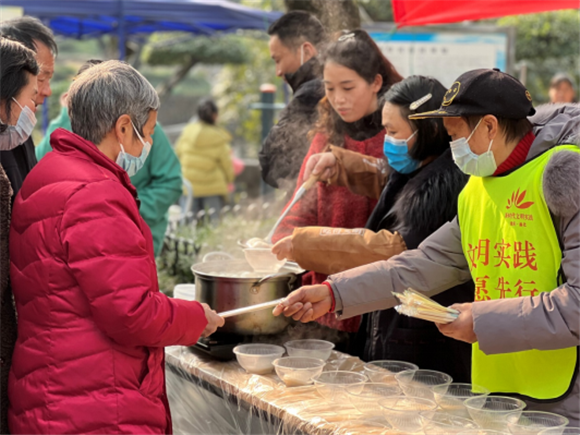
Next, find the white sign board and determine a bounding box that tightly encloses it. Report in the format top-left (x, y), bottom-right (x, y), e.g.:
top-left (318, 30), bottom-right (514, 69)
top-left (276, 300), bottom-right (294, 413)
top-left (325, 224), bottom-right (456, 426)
top-left (370, 31), bottom-right (508, 88)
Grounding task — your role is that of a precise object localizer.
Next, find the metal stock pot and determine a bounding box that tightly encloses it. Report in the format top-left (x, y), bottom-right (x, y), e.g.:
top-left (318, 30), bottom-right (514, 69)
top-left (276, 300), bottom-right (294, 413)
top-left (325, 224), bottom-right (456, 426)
top-left (191, 253), bottom-right (304, 335)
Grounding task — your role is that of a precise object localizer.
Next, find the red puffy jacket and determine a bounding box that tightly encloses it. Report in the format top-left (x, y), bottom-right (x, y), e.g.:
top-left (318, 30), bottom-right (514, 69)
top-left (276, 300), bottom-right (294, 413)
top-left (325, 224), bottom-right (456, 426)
top-left (9, 129), bottom-right (207, 434)
top-left (272, 130), bottom-right (384, 332)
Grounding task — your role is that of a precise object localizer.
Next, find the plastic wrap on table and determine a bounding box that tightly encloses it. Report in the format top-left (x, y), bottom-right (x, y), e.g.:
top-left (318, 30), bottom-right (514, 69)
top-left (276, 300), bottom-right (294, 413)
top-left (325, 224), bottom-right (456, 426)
top-left (165, 346), bottom-right (404, 434)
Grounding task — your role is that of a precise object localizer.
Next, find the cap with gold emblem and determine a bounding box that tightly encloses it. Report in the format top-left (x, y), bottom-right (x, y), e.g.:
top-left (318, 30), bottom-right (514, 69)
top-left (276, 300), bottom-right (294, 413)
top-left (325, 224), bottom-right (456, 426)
top-left (409, 68), bottom-right (536, 120)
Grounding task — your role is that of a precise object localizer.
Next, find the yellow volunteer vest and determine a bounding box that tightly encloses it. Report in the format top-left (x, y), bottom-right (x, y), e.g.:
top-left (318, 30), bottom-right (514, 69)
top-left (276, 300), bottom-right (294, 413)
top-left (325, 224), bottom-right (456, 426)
top-left (458, 144), bottom-right (579, 400)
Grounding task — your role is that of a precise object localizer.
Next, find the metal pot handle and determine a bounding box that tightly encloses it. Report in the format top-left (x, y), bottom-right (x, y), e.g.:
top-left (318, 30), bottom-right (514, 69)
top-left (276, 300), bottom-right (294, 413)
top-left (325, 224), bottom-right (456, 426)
top-left (250, 271), bottom-right (297, 294)
top-left (202, 251), bottom-right (234, 263)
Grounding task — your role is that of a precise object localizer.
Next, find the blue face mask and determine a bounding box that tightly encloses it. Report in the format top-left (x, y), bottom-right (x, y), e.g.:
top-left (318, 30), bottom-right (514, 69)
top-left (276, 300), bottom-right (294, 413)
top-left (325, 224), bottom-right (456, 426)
top-left (116, 121), bottom-right (151, 177)
top-left (383, 130), bottom-right (419, 174)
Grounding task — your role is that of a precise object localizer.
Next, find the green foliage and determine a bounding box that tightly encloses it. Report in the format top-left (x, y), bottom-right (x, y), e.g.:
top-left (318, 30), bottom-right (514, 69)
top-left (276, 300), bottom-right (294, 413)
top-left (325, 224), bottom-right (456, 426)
top-left (498, 11), bottom-right (580, 103)
top-left (142, 33), bottom-right (249, 66)
top-left (213, 36), bottom-right (283, 156)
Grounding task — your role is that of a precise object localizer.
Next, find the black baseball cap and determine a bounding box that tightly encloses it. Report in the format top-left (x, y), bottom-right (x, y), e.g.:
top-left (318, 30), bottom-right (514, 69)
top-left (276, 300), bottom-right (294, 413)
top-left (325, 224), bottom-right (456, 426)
top-left (409, 68), bottom-right (536, 120)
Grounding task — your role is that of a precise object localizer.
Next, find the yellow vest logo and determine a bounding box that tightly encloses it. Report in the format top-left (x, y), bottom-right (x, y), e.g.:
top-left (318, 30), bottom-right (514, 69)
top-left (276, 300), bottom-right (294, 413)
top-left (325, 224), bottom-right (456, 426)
top-left (506, 188), bottom-right (534, 210)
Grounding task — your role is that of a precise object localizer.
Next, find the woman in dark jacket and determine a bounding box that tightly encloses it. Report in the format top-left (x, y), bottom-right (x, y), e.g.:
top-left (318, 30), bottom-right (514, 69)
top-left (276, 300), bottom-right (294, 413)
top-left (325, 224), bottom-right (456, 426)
top-left (273, 76), bottom-right (473, 381)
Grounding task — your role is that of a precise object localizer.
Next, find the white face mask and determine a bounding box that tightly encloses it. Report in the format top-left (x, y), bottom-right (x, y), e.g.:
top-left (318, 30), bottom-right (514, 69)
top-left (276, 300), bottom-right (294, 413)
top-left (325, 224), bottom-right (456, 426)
top-left (115, 121), bottom-right (151, 177)
top-left (300, 44), bottom-right (305, 66)
top-left (0, 98), bottom-right (37, 151)
top-left (450, 118), bottom-right (497, 177)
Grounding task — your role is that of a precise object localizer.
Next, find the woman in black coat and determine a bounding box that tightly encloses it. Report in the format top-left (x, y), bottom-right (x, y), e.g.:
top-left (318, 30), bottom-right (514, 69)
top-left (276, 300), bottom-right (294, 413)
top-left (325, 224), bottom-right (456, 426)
top-left (358, 76), bottom-right (473, 381)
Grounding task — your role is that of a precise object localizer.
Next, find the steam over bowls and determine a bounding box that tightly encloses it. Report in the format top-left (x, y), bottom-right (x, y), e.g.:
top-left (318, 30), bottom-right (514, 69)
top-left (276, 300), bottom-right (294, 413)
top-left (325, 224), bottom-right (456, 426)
top-left (313, 371), bottom-right (367, 401)
top-left (273, 356), bottom-right (325, 387)
top-left (243, 247), bottom-right (286, 273)
top-left (284, 339), bottom-right (335, 361)
top-left (233, 344), bottom-right (285, 375)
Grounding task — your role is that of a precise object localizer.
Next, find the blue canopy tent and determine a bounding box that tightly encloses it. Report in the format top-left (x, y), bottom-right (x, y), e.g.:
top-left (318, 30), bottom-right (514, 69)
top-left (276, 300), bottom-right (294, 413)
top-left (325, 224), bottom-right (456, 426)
top-left (1, 0), bottom-right (281, 130)
top-left (2, 0), bottom-right (282, 58)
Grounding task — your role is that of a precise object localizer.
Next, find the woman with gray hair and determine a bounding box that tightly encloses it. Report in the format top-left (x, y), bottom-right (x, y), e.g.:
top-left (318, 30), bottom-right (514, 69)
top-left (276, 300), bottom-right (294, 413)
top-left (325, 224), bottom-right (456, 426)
top-left (8, 60), bottom-right (224, 434)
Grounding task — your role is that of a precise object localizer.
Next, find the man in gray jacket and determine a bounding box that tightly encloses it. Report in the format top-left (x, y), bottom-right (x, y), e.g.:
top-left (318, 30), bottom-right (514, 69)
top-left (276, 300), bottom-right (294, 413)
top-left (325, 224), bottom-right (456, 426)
top-left (274, 69), bottom-right (580, 424)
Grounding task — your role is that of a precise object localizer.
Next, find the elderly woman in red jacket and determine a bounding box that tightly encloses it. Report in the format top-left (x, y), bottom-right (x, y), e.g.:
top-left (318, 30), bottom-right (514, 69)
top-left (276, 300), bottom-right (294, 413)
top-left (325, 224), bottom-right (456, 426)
top-left (8, 60), bottom-right (224, 434)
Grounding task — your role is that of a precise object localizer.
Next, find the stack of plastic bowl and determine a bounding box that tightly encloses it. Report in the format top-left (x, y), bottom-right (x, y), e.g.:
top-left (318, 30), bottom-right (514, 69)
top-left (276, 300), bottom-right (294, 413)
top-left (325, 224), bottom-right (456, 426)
top-left (539, 429), bottom-right (580, 435)
top-left (312, 371), bottom-right (367, 401)
top-left (432, 383), bottom-right (491, 418)
top-left (284, 339), bottom-right (335, 361)
top-left (363, 360), bottom-right (418, 385)
top-left (464, 396), bottom-right (526, 431)
top-left (172, 284), bottom-right (196, 301)
top-left (506, 411), bottom-right (569, 435)
top-left (272, 357), bottom-right (325, 387)
top-left (379, 396), bottom-right (437, 433)
top-left (232, 344), bottom-right (285, 375)
top-left (346, 383), bottom-right (402, 416)
top-left (395, 369), bottom-right (453, 400)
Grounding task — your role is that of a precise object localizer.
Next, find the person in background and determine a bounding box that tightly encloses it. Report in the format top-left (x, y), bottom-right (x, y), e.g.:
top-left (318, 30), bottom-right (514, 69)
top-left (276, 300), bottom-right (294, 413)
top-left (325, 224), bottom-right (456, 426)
top-left (35, 59), bottom-right (182, 256)
top-left (0, 37), bottom-right (39, 435)
top-left (0, 16), bottom-right (56, 201)
top-left (548, 73), bottom-right (577, 104)
top-left (175, 99), bottom-right (234, 218)
top-left (273, 76), bottom-right (473, 380)
top-left (260, 11), bottom-right (326, 193)
top-left (9, 60), bottom-right (224, 434)
top-left (272, 29), bottom-right (403, 339)
top-left (274, 69), bottom-right (580, 425)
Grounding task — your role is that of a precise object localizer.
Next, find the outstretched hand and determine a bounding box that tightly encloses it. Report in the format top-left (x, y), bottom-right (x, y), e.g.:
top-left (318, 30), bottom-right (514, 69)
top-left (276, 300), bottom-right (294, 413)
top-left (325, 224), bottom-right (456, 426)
top-left (436, 303), bottom-right (477, 344)
top-left (272, 284), bottom-right (332, 322)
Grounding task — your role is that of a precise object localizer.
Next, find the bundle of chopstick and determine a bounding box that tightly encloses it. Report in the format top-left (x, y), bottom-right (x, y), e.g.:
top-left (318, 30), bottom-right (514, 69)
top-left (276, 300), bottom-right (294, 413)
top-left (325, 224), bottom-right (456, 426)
top-left (393, 288), bottom-right (459, 324)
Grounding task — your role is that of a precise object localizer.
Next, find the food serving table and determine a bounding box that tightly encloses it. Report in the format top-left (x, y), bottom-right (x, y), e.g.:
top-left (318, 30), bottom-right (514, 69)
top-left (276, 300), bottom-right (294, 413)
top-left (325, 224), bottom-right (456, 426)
top-left (165, 346), bottom-right (395, 435)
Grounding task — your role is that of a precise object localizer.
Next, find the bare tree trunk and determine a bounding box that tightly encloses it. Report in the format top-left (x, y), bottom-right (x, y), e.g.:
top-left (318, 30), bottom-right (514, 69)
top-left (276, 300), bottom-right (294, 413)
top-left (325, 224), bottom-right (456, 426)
top-left (156, 57), bottom-right (198, 100)
top-left (284, 0), bottom-right (361, 33)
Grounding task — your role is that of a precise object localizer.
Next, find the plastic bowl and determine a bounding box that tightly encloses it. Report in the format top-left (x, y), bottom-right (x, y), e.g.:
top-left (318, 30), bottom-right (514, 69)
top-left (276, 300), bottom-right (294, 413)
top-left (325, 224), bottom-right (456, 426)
top-left (432, 383), bottom-right (490, 418)
top-left (363, 360), bottom-right (419, 384)
top-left (379, 396), bottom-right (437, 433)
top-left (313, 371), bottom-right (367, 401)
top-left (243, 247), bottom-right (286, 273)
top-left (273, 357), bottom-right (325, 387)
top-left (346, 382), bottom-right (402, 415)
top-left (506, 411), bottom-right (569, 435)
top-left (233, 344), bottom-right (285, 375)
top-left (539, 428), bottom-right (580, 435)
top-left (465, 395), bottom-right (526, 431)
top-left (421, 412), bottom-right (480, 434)
top-left (284, 339), bottom-right (335, 361)
top-left (395, 369), bottom-right (453, 400)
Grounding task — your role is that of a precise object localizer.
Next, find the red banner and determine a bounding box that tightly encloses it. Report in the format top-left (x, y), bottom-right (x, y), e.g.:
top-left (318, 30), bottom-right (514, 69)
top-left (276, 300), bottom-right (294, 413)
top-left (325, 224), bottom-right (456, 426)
top-left (392, 0), bottom-right (580, 27)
